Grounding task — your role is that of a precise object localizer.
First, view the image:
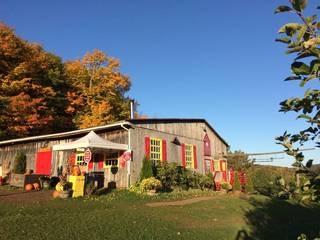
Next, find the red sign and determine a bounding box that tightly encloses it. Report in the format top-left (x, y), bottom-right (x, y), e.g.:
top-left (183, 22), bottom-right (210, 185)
top-left (84, 149), bottom-right (92, 163)
top-left (123, 151), bottom-right (131, 161)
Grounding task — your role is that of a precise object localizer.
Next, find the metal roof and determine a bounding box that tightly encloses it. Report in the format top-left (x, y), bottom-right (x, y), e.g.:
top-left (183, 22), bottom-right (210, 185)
top-left (0, 121), bottom-right (131, 146)
top-left (0, 118), bottom-right (229, 147)
top-left (127, 118), bottom-right (229, 147)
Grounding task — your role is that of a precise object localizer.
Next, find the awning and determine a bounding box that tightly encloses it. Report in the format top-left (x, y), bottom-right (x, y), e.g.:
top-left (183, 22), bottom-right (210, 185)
top-left (52, 131), bottom-right (128, 151)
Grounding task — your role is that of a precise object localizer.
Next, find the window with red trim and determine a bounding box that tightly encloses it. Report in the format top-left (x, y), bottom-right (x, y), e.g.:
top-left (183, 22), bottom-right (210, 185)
top-left (145, 137), bottom-right (167, 162)
top-left (182, 144), bottom-right (197, 169)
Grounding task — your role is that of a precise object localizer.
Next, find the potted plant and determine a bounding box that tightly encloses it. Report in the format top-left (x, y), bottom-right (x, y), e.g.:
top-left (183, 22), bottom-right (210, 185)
top-left (59, 181), bottom-right (73, 198)
top-left (39, 176), bottom-right (50, 189)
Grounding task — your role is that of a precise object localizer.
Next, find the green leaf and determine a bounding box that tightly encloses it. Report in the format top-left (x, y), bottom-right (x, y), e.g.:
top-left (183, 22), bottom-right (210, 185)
top-left (300, 74), bottom-right (317, 87)
top-left (286, 46), bottom-right (302, 54)
top-left (297, 114), bottom-right (312, 120)
top-left (306, 159), bottom-right (313, 168)
top-left (310, 59), bottom-right (320, 72)
top-left (295, 52), bottom-right (315, 60)
top-left (285, 75), bottom-right (301, 81)
top-left (290, 0), bottom-right (308, 12)
top-left (291, 61), bottom-right (310, 75)
top-left (297, 25), bottom-right (307, 41)
top-left (275, 5), bottom-right (293, 13)
top-left (278, 23), bottom-right (301, 37)
top-left (275, 37), bottom-right (291, 44)
top-left (305, 15), bottom-right (317, 24)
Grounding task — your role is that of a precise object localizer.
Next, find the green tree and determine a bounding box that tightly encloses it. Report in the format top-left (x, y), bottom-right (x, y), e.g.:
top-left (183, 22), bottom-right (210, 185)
top-left (139, 156), bottom-right (154, 181)
top-left (227, 150), bottom-right (252, 171)
top-left (275, 0), bottom-right (320, 202)
top-left (233, 171), bottom-right (241, 191)
top-left (13, 151), bottom-right (26, 174)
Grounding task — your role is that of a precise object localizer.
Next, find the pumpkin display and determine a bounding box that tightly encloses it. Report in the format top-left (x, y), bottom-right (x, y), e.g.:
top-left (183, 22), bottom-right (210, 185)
top-left (25, 183), bottom-right (33, 191)
top-left (33, 182), bottom-right (40, 190)
top-left (72, 165), bottom-right (81, 176)
top-left (52, 190), bottom-right (60, 198)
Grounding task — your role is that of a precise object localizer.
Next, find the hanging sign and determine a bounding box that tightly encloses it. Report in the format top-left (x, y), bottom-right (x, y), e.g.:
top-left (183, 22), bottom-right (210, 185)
top-left (123, 150), bottom-right (132, 161)
top-left (84, 149), bottom-right (92, 163)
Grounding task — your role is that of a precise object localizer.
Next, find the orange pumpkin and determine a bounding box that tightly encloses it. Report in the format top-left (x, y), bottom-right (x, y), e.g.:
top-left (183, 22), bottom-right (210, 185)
top-left (72, 165), bottom-right (81, 176)
top-left (25, 183), bottom-right (33, 191)
top-left (52, 190), bottom-right (60, 198)
top-left (33, 183), bottom-right (40, 190)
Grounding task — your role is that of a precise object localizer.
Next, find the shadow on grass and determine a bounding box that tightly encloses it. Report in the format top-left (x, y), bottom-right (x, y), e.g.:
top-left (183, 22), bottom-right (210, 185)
top-left (236, 197), bottom-right (320, 240)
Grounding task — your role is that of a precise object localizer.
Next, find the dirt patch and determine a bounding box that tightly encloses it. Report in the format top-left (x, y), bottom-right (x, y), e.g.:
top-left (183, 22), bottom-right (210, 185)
top-left (146, 196), bottom-right (216, 207)
top-left (0, 189), bottom-right (54, 204)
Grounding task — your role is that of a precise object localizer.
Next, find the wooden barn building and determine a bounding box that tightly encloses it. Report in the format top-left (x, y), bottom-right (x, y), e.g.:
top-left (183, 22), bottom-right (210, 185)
top-left (0, 118), bottom-right (229, 188)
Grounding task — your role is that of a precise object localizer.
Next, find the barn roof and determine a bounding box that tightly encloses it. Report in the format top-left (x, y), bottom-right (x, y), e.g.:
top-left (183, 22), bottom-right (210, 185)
top-left (0, 118), bottom-right (229, 147)
top-left (127, 118), bottom-right (229, 147)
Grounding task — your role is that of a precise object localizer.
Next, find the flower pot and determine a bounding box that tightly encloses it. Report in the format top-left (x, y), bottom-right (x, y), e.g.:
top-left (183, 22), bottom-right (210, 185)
top-left (42, 181), bottom-right (50, 190)
top-left (59, 190), bottom-right (72, 199)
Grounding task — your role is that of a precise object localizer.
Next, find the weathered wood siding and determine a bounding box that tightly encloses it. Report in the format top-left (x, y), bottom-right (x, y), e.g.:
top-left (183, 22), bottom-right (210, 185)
top-left (129, 122), bottom-right (228, 184)
top-left (0, 129), bottom-right (129, 188)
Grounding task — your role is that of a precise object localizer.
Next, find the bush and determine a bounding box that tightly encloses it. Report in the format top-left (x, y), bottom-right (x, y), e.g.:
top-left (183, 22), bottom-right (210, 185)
top-left (140, 177), bottom-right (162, 192)
top-left (233, 171), bottom-right (241, 191)
top-left (13, 151), bottom-right (26, 174)
top-left (220, 181), bottom-right (232, 191)
top-left (250, 168), bottom-right (276, 195)
top-left (156, 162), bottom-right (178, 190)
top-left (245, 174), bottom-right (254, 193)
top-left (199, 174), bottom-right (214, 190)
top-left (139, 156), bottom-right (154, 181)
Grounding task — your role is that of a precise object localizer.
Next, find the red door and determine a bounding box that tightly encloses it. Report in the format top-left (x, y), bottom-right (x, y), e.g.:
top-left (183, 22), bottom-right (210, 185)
top-left (35, 150), bottom-right (52, 175)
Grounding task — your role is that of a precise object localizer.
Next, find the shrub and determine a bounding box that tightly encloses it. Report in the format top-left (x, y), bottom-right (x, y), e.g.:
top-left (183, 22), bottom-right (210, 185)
top-left (139, 156), bottom-right (154, 181)
top-left (199, 174), bottom-right (214, 190)
top-left (220, 181), bottom-right (232, 191)
top-left (156, 162), bottom-right (178, 190)
top-left (140, 177), bottom-right (162, 192)
top-left (250, 168), bottom-right (276, 195)
top-left (129, 182), bottom-right (142, 194)
top-left (13, 151), bottom-right (26, 174)
top-left (245, 174), bottom-right (254, 193)
top-left (233, 171), bottom-right (241, 191)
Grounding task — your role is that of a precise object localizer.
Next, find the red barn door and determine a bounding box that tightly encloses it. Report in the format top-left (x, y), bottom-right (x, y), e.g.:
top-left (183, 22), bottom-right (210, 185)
top-left (35, 149), bottom-right (52, 175)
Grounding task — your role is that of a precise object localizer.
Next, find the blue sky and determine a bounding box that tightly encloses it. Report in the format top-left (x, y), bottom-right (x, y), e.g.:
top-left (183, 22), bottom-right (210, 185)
top-left (1, 0), bottom-right (319, 166)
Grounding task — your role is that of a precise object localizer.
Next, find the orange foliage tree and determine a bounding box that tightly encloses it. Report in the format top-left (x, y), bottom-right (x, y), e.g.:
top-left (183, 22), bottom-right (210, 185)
top-left (65, 49), bottom-right (131, 129)
top-left (0, 23), bottom-right (74, 139)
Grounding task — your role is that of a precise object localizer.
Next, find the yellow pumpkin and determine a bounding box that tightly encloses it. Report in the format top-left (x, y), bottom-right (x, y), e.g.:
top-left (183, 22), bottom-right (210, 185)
top-left (25, 184), bottom-right (33, 191)
top-left (33, 183), bottom-right (40, 190)
top-left (52, 190), bottom-right (60, 198)
top-left (55, 182), bottom-right (64, 192)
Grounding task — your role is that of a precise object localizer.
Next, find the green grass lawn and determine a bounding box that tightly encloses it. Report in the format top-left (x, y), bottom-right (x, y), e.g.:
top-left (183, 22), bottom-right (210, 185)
top-left (0, 189), bottom-right (319, 240)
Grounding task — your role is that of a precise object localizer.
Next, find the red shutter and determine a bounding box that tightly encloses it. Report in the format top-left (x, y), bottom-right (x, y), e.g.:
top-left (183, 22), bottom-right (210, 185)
top-left (145, 136), bottom-right (150, 159)
top-left (193, 145), bottom-right (197, 169)
top-left (88, 160), bottom-right (93, 170)
top-left (162, 139), bottom-right (167, 162)
top-left (98, 154), bottom-right (104, 169)
top-left (211, 160), bottom-right (214, 172)
top-left (181, 144), bottom-right (186, 167)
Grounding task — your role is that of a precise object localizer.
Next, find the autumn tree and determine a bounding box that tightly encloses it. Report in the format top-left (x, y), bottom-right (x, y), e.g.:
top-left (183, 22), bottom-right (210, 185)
top-left (0, 23), bottom-right (74, 139)
top-left (64, 49), bottom-right (131, 129)
top-left (275, 0), bottom-right (320, 202)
